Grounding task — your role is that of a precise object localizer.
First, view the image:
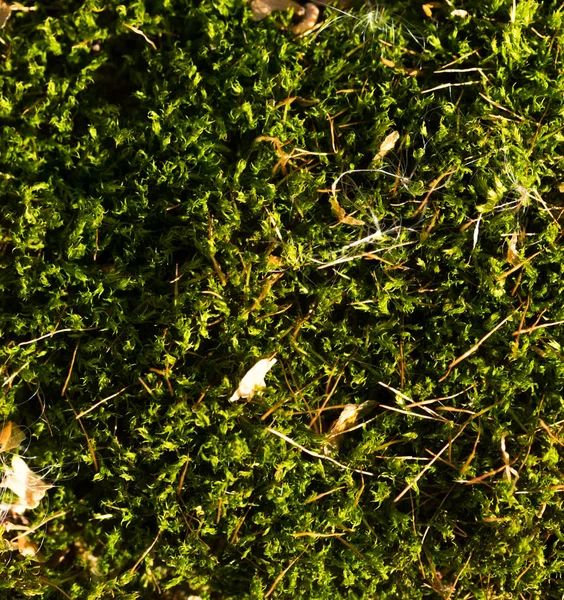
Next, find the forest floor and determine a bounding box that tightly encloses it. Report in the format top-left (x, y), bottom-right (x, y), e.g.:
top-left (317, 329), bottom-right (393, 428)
top-left (2, 0), bottom-right (564, 598)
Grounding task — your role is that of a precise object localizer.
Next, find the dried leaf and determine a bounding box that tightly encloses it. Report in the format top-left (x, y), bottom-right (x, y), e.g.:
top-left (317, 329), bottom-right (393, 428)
top-left (506, 231), bottom-right (520, 266)
top-left (230, 358), bottom-right (277, 402)
top-left (291, 2), bottom-right (319, 34)
top-left (0, 422), bottom-right (26, 453)
top-left (16, 535), bottom-right (39, 558)
top-left (0, 456), bottom-right (52, 512)
top-left (323, 401), bottom-right (378, 454)
top-left (380, 57), bottom-right (423, 76)
top-left (250, 0), bottom-right (304, 21)
top-left (329, 197), bottom-right (364, 226)
top-left (422, 2), bottom-right (442, 18)
top-left (374, 131), bottom-right (400, 161)
top-left (0, 2), bottom-right (10, 30)
top-left (451, 9), bottom-right (469, 18)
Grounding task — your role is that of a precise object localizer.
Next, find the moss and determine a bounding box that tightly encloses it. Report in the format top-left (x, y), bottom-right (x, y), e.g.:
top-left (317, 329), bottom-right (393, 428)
top-left (2, 0), bottom-right (564, 597)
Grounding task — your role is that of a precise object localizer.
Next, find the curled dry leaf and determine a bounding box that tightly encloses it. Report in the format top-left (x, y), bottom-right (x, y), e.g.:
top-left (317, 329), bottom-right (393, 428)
top-left (323, 400), bottom-right (378, 455)
top-left (506, 231), bottom-right (520, 266)
top-left (291, 2), bottom-right (319, 35)
top-left (374, 131), bottom-right (400, 162)
top-left (422, 2), bottom-right (442, 18)
top-left (0, 421), bottom-right (26, 453)
top-left (1, 456), bottom-right (53, 513)
top-left (15, 535), bottom-right (40, 558)
top-left (0, 2), bottom-right (10, 30)
top-left (329, 197), bottom-right (364, 226)
top-left (230, 357), bottom-right (277, 402)
top-left (250, 0), bottom-right (304, 21)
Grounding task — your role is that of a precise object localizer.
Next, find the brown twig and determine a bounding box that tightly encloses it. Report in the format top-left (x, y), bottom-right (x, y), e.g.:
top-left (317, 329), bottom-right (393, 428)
top-left (266, 427), bottom-right (374, 476)
top-left (76, 386), bottom-right (129, 419)
top-left (439, 303), bottom-right (524, 382)
top-left (265, 550), bottom-right (307, 598)
top-left (130, 529), bottom-right (162, 574)
top-left (61, 341), bottom-right (79, 397)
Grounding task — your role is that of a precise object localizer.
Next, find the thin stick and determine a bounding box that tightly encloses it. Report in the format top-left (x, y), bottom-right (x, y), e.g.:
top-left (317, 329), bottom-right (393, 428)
top-left (292, 532), bottom-right (345, 538)
top-left (76, 386), bottom-right (129, 419)
top-left (439, 303), bottom-right (523, 382)
top-left (266, 428), bottom-right (374, 476)
top-left (176, 453), bottom-right (190, 498)
top-left (61, 341), bottom-right (79, 396)
top-left (130, 529), bottom-right (162, 574)
top-left (305, 486), bottom-right (347, 504)
top-left (37, 577), bottom-right (73, 600)
top-left (18, 327), bottom-right (97, 347)
top-left (123, 23), bottom-right (157, 50)
top-left (265, 550), bottom-right (306, 598)
top-left (513, 295), bottom-right (530, 353)
top-left (479, 93), bottom-right (526, 121)
top-left (377, 381), bottom-right (413, 403)
top-left (458, 464), bottom-right (507, 484)
top-left (411, 169), bottom-right (456, 218)
top-left (539, 420), bottom-right (564, 447)
top-left (2, 361), bottom-right (30, 388)
top-left (68, 399), bottom-right (99, 472)
top-left (437, 49), bottom-right (479, 70)
top-left (446, 552), bottom-right (473, 600)
top-left (310, 362), bottom-right (346, 430)
top-left (497, 250), bottom-right (542, 281)
top-left (394, 441), bottom-right (450, 502)
top-left (336, 536), bottom-right (368, 561)
top-left (395, 424), bottom-right (468, 503)
top-left (379, 405), bottom-right (438, 421)
top-left (421, 81), bottom-right (480, 94)
top-left (10, 511), bottom-right (68, 542)
top-left (405, 385), bottom-right (474, 409)
top-left (316, 242), bottom-right (416, 269)
top-left (327, 414), bottom-right (381, 438)
top-left (512, 319), bottom-right (564, 336)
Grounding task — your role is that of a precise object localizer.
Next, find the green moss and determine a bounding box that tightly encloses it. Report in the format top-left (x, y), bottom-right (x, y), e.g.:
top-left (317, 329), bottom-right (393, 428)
top-left (2, 0), bottom-right (564, 597)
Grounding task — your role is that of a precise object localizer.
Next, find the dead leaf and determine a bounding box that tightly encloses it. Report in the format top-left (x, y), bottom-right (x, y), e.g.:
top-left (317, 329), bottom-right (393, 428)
top-left (15, 535), bottom-right (39, 558)
top-left (422, 2), bottom-right (442, 18)
top-left (374, 131), bottom-right (400, 161)
top-left (250, 0), bottom-right (305, 21)
top-left (0, 2), bottom-right (10, 30)
top-left (380, 57), bottom-right (423, 76)
top-left (329, 197), bottom-right (364, 226)
top-left (506, 231), bottom-right (520, 266)
top-left (323, 401), bottom-right (378, 454)
top-left (0, 456), bottom-right (53, 513)
top-left (451, 9), bottom-right (469, 18)
top-left (230, 358), bottom-right (277, 402)
top-left (291, 2), bottom-right (319, 34)
top-left (0, 422), bottom-right (26, 453)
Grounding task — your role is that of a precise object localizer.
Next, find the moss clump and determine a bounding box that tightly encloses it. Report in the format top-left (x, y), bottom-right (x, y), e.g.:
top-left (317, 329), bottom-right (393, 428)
top-left (2, 0), bottom-right (564, 597)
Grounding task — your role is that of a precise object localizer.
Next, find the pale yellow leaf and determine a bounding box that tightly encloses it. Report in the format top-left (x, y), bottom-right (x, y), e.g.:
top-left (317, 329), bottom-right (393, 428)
top-left (374, 131), bottom-right (400, 161)
top-left (323, 401), bottom-right (378, 454)
top-left (250, 0), bottom-right (304, 21)
top-left (230, 358), bottom-right (277, 402)
top-left (329, 197), bottom-right (364, 226)
top-left (1, 456), bottom-right (52, 512)
top-left (0, 422), bottom-right (25, 453)
top-left (291, 2), bottom-right (319, 34)
top-left (506, 231), bottom-right (520, 266)
top-left (422, 2), bottom-right (442, 18)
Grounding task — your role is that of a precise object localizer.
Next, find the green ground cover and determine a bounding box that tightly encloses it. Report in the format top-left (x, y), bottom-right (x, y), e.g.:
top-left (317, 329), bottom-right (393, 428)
top-left (2, 0), bottom-right (564, 597)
